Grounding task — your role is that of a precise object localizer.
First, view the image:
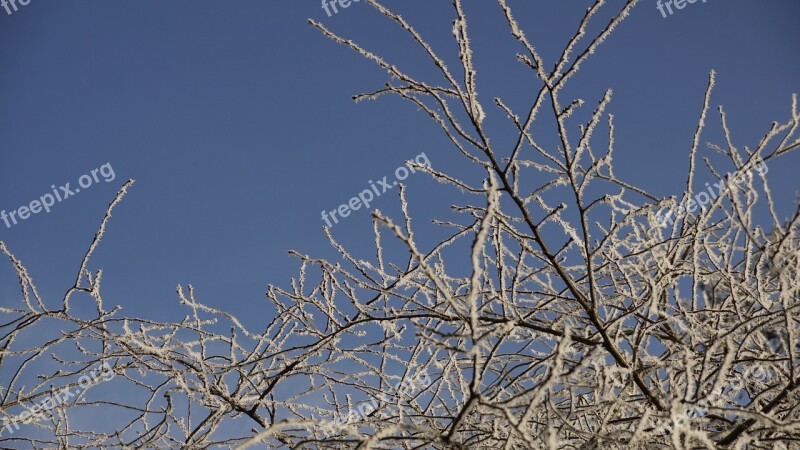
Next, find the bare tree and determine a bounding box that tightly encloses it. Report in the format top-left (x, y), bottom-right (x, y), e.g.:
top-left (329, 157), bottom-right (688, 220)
top-left (2, 1), bottom-right (799, 448)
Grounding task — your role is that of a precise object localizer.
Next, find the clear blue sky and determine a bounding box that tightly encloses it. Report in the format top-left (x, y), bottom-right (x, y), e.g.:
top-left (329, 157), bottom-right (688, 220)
top-left (1, 0), bottom-right (798, 332)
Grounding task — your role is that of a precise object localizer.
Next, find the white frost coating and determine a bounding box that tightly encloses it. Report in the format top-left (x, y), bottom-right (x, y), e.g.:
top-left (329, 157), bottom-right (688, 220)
top-left (0, 1), bottom-right (797, 448)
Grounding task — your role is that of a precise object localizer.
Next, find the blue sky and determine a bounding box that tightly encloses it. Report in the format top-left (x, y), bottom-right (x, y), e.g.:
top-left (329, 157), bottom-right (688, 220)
top-left (1, 0), bottom-right (798, 335)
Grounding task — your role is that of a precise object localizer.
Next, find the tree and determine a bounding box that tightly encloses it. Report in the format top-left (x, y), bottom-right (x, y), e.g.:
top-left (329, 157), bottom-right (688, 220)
top-left (1, 0), bottom-right (799, 448)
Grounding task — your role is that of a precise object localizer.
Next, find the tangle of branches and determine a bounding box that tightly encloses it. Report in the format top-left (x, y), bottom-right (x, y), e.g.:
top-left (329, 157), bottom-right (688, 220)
top-left (1, 1), bottom-right (799, 448)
